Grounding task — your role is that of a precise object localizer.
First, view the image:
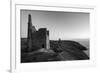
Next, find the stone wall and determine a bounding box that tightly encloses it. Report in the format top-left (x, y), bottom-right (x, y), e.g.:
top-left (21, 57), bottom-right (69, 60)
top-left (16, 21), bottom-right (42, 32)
top-left (27, 14), bottom-right (50, 51)
top-left (31, 28), bottom-right (50, 51)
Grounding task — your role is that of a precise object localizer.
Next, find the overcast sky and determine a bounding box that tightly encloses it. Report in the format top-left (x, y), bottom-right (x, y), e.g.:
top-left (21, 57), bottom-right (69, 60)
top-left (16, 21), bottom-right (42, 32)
top-left (20, 10), bottom-right (89, 40)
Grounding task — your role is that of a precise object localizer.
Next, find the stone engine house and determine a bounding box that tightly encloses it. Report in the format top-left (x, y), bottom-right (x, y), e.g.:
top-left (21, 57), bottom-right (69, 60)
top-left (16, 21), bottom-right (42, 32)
top-left (27, 14), bottom-right (50, 51)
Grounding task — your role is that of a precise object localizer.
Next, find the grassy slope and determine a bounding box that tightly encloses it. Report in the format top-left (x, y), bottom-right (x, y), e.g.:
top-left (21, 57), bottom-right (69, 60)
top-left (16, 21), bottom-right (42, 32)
top-left (21, 38), bottom-right (89, 63)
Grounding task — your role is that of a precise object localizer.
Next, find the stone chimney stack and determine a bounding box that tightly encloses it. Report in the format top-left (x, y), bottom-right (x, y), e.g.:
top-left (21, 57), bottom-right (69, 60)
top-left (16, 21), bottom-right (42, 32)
top-left (27, 14), bottom-right (32, 52)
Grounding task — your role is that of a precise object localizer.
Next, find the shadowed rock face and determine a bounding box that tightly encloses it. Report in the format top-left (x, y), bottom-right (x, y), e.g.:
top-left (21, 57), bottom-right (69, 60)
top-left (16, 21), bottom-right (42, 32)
top-left (21, 39), bottom-right (89, 63)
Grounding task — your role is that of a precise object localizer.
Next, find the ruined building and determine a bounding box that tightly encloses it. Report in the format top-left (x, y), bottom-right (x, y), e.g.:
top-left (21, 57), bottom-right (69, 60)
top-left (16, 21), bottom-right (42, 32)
top-left (27, 14), bottom-right (50, 51)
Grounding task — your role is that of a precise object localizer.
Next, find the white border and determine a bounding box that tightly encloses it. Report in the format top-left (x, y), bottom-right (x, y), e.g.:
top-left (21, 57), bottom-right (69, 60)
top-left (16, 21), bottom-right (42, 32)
top-left (11, 2), bottom-right (95, 73)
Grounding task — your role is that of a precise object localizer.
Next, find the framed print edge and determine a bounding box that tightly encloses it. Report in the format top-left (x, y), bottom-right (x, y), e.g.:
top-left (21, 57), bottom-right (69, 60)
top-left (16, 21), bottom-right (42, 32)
top-left (11, 1), bottom-right (96, 73)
